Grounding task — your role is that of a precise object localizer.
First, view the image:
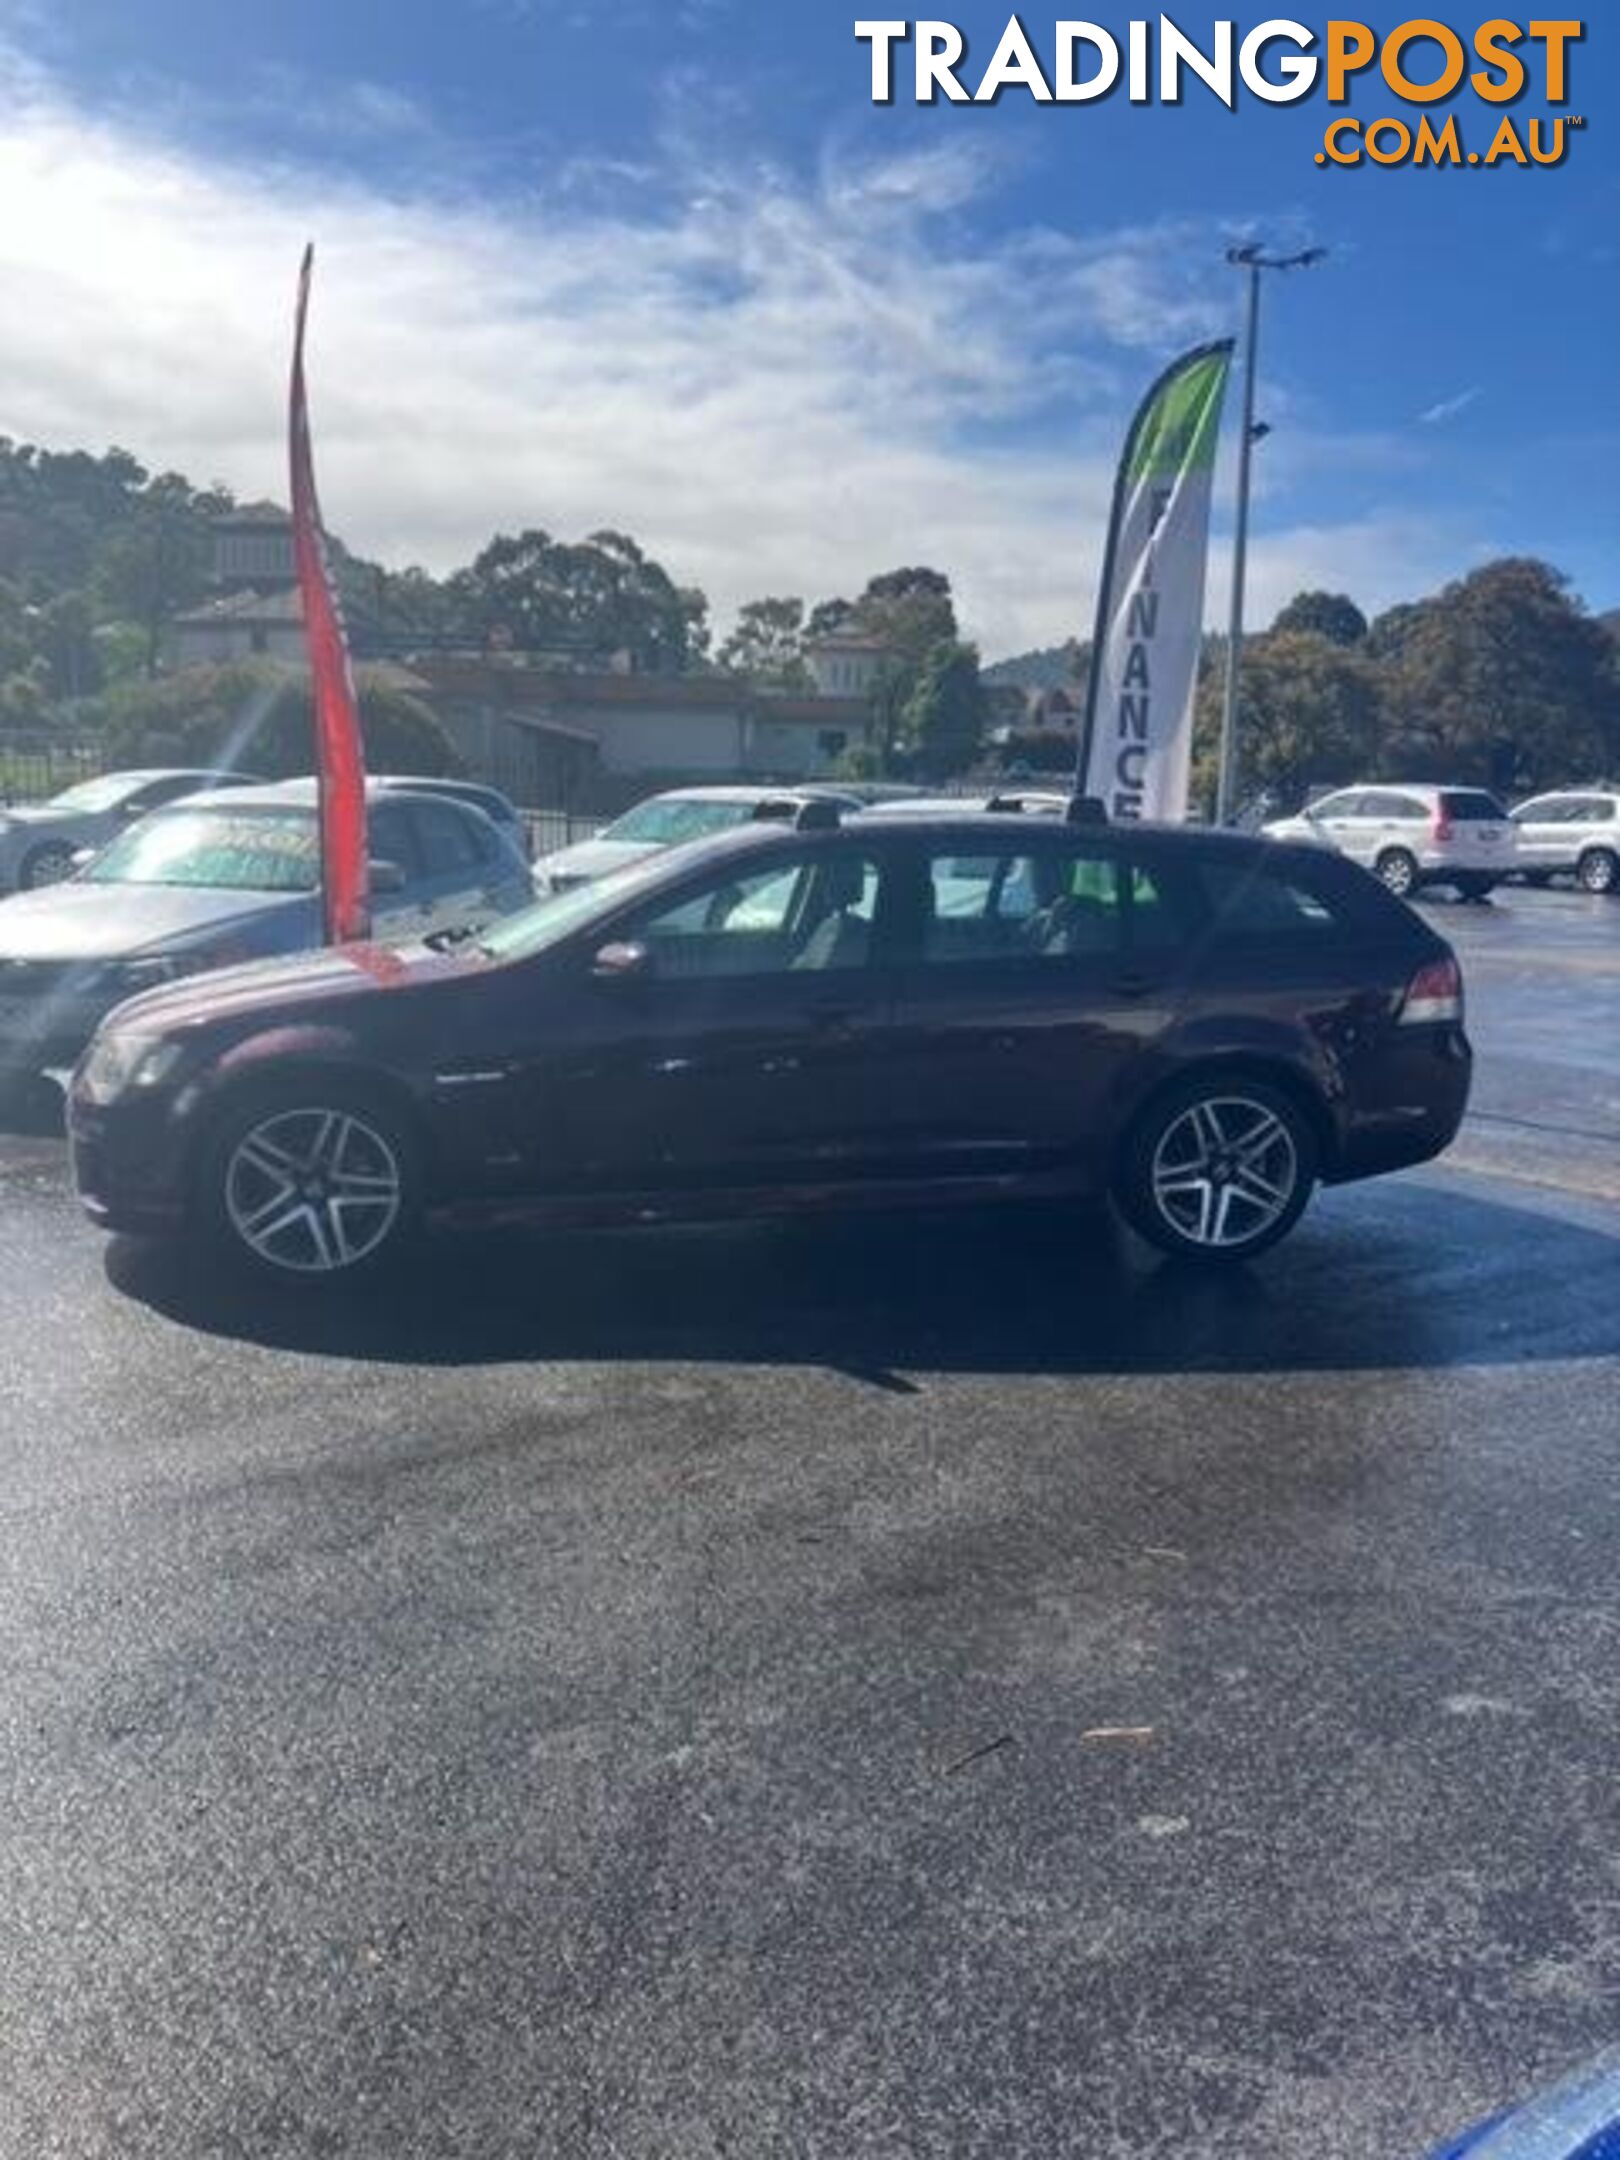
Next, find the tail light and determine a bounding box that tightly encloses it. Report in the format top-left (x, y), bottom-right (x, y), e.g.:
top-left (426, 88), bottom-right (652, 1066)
top-left (1400, 953), bottom-right (1464, 1026)
top-left (1431, 807), bottom-right (1454, 845)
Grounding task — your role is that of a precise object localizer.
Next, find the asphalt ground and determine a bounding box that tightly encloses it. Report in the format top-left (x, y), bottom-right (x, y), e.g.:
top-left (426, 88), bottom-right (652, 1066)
top-left (0, 885), bottom-right (1616, 2160)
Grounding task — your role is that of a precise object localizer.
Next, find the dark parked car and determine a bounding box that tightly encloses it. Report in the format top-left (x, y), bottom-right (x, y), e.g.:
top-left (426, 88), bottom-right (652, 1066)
top-left (69, 801), bottom-right (1471, 1281)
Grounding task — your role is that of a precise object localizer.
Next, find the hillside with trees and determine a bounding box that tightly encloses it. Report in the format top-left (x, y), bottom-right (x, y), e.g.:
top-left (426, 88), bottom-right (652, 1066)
top-left (1, 435), bottom-right (1615, 802)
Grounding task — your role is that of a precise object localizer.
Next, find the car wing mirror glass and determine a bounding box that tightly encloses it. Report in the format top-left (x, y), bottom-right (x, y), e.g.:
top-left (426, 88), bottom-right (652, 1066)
top-left (592, 939), bottom-right (650, 979)
top-left (369, 858), bottom-right (408, 895)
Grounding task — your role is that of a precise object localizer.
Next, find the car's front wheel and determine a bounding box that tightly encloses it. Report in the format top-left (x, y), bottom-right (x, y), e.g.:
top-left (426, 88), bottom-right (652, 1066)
top-left (198, 1081), bottom-right (420, 1283)
top-left (1577, 847), bottom-right (1618, 896)
top-left (1116, 1077), bottom-right (1318, 1265)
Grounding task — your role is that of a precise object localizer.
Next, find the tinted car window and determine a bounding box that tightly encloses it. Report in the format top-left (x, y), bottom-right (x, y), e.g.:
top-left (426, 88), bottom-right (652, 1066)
top-left (368, 802), bottom-right (420, 876)
top-left (627, 851), bottom-right (880, 977)
top-left (1307, 792), bottom-right (1363, 819)
top-left (410, 799), bottom-right (487, 873)
top-left (1359, 791), bottom-right (1425, 820)
top-left (1441, 791), bottom-right (1509, 821)
top-left (922, 843), bottom-right (1123, 964)
top-left (1197, 857), bottom-right (1337, 936)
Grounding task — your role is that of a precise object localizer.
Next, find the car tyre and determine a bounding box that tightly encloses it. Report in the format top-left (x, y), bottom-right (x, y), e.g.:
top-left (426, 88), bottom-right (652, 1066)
top-left (1453, 875), bottom-right (1497, 902)
top-left (196, 1078), bottom-right (421, 1286)
top-left (1577, 847), bottom-right (1618, 896)
top-left (20, 840), bottom-right (78, 889)
top-left (1375, 848), bottom-right (1420, 899)
top-left (1116, 1075), bottom-right (1318, 1266)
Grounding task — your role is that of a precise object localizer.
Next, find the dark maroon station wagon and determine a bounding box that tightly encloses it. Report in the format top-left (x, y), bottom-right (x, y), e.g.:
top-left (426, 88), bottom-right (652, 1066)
top-left (68, 798), bottom-right (1471, 1281)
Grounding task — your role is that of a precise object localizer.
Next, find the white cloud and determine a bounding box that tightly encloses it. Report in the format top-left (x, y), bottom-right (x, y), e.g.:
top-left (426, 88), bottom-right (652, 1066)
top-left (0, 43), bottom-right (1465, 655)
top-left (1417, 386), bottom-right (1483, 427)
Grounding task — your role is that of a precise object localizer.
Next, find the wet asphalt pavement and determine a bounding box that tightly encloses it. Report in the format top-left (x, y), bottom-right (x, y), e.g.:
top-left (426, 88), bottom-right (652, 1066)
top-left (0, 887), bottom-right (1616, 2160)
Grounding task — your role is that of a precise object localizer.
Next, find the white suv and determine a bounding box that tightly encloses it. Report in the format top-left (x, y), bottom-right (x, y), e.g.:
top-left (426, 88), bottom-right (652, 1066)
top-left (1263, 785), bottom-right (1517, 900)
top-left (1509, 791), bottom-right (1620, 894)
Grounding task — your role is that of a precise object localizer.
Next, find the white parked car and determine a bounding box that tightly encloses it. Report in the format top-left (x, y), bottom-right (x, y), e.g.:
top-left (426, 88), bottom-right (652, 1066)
top-left (1263, 785), bottom-right (1517, 900)
top-left (1509, 790), bottom-right (1620, 894)
top-left (533, 786), bottom-right (865, 893)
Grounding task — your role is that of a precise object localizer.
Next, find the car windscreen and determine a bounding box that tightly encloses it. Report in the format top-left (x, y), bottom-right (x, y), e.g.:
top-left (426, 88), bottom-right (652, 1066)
top-left (44, 773), bottom-right (153, 814)
top-left (602, 799), bottom-right (759, 846)
top-left (1441, 792), bottom-right (1509, 821)
top-left (477, 849), bottom-right (706, 962)
top-left (82, 807), bottom-right (319, 891)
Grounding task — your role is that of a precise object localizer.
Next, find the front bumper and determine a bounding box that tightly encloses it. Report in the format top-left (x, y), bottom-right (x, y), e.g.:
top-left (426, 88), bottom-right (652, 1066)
top-left (67, 1086), bottom-right (193, 1236)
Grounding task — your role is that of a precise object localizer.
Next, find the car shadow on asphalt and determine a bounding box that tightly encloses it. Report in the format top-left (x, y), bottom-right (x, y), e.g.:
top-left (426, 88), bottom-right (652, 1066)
top-left (104, 1177), bottom-right (1620, 1380)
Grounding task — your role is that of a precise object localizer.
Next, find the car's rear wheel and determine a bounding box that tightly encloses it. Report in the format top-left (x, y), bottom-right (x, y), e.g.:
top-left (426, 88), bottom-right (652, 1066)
top-left (1116, 1077), bottom-right (1318, 1265)
top-left (198, 1081), bottom-right (420, 1284)
top-left (20, 840), bottom-right (77, 889)
top-left (1577, 847), bottom-right (1618, 896)
top-left (1375, 848), bottom-right (1420, 899)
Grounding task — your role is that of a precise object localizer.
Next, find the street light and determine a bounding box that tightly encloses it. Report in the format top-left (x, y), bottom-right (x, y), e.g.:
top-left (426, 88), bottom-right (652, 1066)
top-left (1216, 243), bottom-right (1328, 826)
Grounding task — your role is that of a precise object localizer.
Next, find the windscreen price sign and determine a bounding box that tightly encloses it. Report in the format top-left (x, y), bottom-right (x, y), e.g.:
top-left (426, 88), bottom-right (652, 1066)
top-left (854, 19), bottom-right (1588, 170)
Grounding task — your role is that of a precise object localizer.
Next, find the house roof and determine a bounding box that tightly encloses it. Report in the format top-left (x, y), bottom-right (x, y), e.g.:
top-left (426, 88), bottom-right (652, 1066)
top-left (213, 499), bottom-right (292, 528)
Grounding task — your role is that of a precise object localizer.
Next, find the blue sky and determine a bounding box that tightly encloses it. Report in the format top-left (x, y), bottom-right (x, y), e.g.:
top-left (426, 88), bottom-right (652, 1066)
top-left (0, 2), bottom-right (1612, 654)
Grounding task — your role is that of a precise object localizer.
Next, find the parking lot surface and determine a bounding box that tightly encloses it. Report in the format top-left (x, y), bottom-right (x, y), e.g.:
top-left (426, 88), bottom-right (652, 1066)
top-left (1, 887), bottom-right (1616, 2159)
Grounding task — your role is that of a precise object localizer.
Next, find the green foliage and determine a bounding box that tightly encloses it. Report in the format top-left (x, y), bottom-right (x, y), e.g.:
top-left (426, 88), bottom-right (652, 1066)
top-left (717, 597), bottom-right (811, 688)
top-left (902, 640), bottom-right (987, 782)
top-left (1372, 559), bottom-right (1619, 789)
top-left (1271, 591), bottom-right (1368, 646)
top-left (1193, 632), bottom-right (1384, 809)
top-left (94, 663), bottom-right (463, 779)
top-left (446, 527), bottom-right (706, 672)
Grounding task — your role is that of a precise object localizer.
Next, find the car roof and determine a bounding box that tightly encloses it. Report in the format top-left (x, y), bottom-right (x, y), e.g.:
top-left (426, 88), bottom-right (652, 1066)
top-left (159, 777), bottom-right (487, 814)
top-left (625, 783), bottom-right (854, 806)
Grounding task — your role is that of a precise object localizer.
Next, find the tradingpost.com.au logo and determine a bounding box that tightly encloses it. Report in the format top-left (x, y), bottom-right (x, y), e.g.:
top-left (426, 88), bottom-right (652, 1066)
top-left (854, 19), bottom-right (1589, 169)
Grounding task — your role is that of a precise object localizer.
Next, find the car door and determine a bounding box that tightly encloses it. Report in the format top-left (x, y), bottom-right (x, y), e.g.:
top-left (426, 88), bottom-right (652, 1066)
top-left (1512, 796), bottom-right (1573, 872)
top-left (1355, 791), bottom-right (1426, 868)
top-left (880, 831), bottom-right (1163, 1190)
top-left (504, 840), bottom-right (904, 1198)
top-left (1305, 791), bottom-right (1373, 863)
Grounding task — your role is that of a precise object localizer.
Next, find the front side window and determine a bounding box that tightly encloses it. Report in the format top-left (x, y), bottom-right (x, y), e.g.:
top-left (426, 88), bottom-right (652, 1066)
top-left (410, 799), bottom-right (486, 874)
top-left (623, 850), bottom-right (882, 978)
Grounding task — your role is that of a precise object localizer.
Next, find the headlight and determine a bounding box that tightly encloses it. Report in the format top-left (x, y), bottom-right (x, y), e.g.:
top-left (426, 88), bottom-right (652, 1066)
top-left (111, 951), bottom-right (212, 993)
top-left (77, 1032), bottom-right (186, 1105)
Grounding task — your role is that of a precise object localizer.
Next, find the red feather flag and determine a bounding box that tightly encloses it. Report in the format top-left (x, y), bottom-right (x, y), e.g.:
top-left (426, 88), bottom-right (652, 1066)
top-left (289, 244), bottom-right (369, 945)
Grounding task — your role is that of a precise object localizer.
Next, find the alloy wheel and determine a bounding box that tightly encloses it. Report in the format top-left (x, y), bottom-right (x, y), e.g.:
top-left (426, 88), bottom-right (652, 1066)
top-left (224, 1106), bottom-right (402, 1274)
top-left (1150, 1096), bottom-right (1300, 1251)
top-left (1377, 850), bottom-right (1417, 898)
top-left (1578, 849), bottom-right (1617, 895)
top-left (22, 843), bottom-right (76, 889)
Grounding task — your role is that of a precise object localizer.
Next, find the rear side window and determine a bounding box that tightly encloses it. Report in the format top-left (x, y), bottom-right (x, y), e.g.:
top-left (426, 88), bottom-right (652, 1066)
top-left (1196, 850), bottom-right (1404, 941)
top-left (921, 843), bottom-right (1124, 964)
top-left (1360, 792), bottom-right (1428, 820)
top-left (1441, 791), bottom-right (1508, 822)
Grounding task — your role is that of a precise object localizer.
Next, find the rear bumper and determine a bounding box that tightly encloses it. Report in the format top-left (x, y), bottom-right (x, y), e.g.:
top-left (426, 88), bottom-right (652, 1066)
top-left (1327, 1025), bottom-right (1472, 1183)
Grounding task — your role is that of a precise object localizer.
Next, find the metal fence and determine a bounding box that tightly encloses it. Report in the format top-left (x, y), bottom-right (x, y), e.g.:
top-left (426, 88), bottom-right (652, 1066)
top-left (524, 807), bottom-right (602, 858)
top-left (0, 735), bottom-right (105, 807)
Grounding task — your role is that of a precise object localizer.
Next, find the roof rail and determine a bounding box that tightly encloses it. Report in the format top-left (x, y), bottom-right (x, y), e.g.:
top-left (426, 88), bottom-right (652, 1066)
top-left (793, 797), bottom-right (844, 831)
top-left (1066, 795), bottom-right (1109, 826)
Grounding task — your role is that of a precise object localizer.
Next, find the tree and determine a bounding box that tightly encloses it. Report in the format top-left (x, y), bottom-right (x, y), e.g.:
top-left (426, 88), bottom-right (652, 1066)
top-left (901, 640), bottom-right (986, 781)
top-left (96, 662), bottom-right (464, 778)
top-left (97, 481), bottom-right (213, 676)
top-left (1374, 559), bottom-right (1620, 788)
top-left (1192, 631), bottom-right (1384, 810)
top-left (718, 597), bottom-right (812, 689)
top-left (850, 566), bottom-right (957, 666)
top-left (447, 528), bottom-right (707, 672)
top-left (1272, 591), bottom-right (1367, 646)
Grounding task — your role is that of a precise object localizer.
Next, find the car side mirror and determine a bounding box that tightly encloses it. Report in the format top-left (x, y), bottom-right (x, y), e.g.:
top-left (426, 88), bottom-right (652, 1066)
top-left (70, 845), bottom-right (96, 871)
top-left (369, 858), bottom-right (408, 895)
top-left (591, 939), bottom-right (650, 980)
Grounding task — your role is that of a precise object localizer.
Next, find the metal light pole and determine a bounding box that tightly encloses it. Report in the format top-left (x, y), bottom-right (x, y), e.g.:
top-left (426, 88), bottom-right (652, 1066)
top-left (1216, 243), bottom-right (1327, 827)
